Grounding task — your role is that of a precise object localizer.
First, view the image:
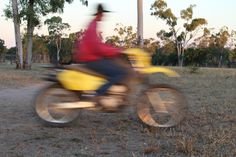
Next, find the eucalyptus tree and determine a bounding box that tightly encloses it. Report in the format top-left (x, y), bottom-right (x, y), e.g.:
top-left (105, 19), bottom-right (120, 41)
top-left (151, 0), bottom-right (207, 66)
top-left (0, 39), bottom-right (6, 53)
top-left (31, 35), bottom-right (49, 63)
top-left (210, 27), bottom-right (230, 67)
top-left (106, 24), bottom-right (158, 53)
top-left (20, 0), bottom-right (74, 69)
top-left (0, 39), bottom-right (7, 62)
top-left (106, 24), bottom-right (137, 48)
top-left (4, 0), bottom-right (24, 68)
top-left (195, 27), bottom-right (232, 67)
top-left (44, 16), bottom-right (70, 63)
top-left (5, 0), bottom-right (88, 69)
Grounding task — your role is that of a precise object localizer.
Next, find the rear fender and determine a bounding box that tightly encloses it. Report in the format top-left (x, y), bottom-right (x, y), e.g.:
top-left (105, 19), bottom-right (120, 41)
top-left (137, 66), bottom-right (180, 77)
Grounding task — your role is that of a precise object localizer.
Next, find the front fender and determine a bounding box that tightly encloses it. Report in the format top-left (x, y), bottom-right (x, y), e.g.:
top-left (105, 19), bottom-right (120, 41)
top-left (137, 66), bottom-right (180, 77)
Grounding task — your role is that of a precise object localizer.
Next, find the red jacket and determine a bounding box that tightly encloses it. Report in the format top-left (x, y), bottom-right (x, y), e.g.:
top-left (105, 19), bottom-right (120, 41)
top-left (74, 18), bottom-right (120, 62)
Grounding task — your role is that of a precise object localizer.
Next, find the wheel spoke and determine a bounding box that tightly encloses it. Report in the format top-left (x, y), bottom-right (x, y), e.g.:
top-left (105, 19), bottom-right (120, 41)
top-left (137, 85), bottom-right (187, 128)
top-left (35, 84), bottom-right (80, 124)
top-left (146, 91), bottom-right (167, 112)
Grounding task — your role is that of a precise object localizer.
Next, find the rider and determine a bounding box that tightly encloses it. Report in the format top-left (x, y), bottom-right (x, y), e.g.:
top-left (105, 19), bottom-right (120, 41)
top-left (73, 3), bottom-right (128, 102)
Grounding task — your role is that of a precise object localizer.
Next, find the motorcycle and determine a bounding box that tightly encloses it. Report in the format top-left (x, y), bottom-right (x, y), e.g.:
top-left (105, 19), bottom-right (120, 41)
top-left (35, 48), bottom-right (187, 127)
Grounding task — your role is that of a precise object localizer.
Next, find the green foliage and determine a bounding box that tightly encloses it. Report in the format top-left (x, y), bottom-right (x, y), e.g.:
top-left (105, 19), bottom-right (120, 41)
top-left (44, 16), bottom-right (70, 63)
top-left (44, 16), bottom-right (70, 37)
top-left (32, 35), bottom-right (49, 55)
top-left (0, 39), bottom-right (6, 54)
top-left (185, 18), bottom-right (207, 32)
top-left (47, 42), bottom-right (57, 63)
top-left (180, 5), bottom-right (195, 21)
top-left (5, 47), bottom-right (16, 61)
top-left (151, 45), bottom-right (236, 68)
top-left (60, 38), bottom-right (74, 64)
top-left (106, 24), bottom-right (159, 54)
top-left (106, 23), bottom-right (137, 48)
top-left (151, 0), bottom-right (177, 27)
top-left (184, 48), bottom-right (207, 66)
top-left (47, 38), bottom-right (74, 64)
top-left (229, 49), bottom-right (236, 62)
top-left (7, 47), bottom-right (16, 55)
top-left (151, 43), bottom-right (178, 66)
top-left (80, 0), bottom-right (88, 6)
top-left (4, 5), bottom-right (13, 19)
top-left (4, 0), bottom-right (88, 24)
top-left (151, 0), bottom-right (207, 66)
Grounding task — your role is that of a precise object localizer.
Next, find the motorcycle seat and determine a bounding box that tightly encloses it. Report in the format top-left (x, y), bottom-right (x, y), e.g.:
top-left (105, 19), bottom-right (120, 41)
top-left (64, 64), bottom-right (106, 78)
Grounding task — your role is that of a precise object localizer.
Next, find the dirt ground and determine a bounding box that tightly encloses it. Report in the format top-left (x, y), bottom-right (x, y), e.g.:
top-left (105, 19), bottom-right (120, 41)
top-left (0, 64), bottom-right (235, 157)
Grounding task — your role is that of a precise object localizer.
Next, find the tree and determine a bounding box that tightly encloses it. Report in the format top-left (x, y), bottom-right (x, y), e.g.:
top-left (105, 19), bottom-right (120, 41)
top-left (151, 0), bottom-right (207, 66)
top-left (5, 47), bottom-right (17, 64)
top-left (69, 29), bottom-right (85, 61)
top-left (226, 30), bottom-right (236, 50)
top-left (4, 0), bottom-right (24, 68)
top-left (196, 26), bottom-right (231, 67)
top-left (22, 0), bottom-right (74, 69)
top-left (210, 27), bottom-right (230, 67)
top-left (5, 0), bottom-right (88, 69)
top-left (44, 16), bottom-right (70, 64)
top-left (31, 35), bottom-right (49, 63)
top-left (0, 39), bottom-right (6, 54)
top-left (151, 41), bottom-right (177, 66)
top-left (106, 24), bottom-right (137, 48)
top-left (0, 39), bottom-right (6, 62)
top-left (106, 23), bottom-right (159, 53)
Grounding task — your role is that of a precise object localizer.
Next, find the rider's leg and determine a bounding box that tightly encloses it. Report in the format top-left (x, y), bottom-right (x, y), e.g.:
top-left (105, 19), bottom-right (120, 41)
top-left (85, 58), bottom-right (128, 96)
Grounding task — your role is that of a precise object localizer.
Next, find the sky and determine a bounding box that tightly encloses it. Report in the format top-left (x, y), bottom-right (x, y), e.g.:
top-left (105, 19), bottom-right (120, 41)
top-left (0, 0), bottom-right (236, 48)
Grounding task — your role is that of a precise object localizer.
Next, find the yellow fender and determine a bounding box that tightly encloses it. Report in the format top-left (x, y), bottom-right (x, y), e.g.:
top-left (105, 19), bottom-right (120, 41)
top-left (137, 66), bottom-right (180, 77)
top-left (57, 70), bottom-right (106, 91)
top-left (123, 48), bottom-right (179, 77)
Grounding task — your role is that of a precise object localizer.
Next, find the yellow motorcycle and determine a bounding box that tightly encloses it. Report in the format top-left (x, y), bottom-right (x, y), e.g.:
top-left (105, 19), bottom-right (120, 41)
top-left (35, 48), bottom-right (187, 127)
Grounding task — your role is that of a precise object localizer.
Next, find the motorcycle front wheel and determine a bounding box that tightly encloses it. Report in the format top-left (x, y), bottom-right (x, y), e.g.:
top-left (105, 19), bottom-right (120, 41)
top-left (35, 84), bottom-right (80, 125)
top-left (137, 84), bottom-right (187, 128)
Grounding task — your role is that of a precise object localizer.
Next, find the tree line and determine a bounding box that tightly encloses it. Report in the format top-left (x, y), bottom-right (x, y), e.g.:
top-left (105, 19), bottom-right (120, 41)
top-left (1, 0), bottom-right (236, 68)
top-left (1, 25), bottom-right (236, 68)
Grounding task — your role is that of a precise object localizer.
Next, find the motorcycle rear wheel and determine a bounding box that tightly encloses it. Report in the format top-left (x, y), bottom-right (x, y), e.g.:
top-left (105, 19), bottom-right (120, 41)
top-left (35, 84), bottom-right (80, 125)
top-left (137, 84), bottom-right (187, 128)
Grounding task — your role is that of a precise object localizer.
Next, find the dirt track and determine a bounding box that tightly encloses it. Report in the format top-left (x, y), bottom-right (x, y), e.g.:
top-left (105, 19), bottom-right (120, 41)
top-left (0, 66), bottom-right (235, 157)
top-left (0, 84), bottom-right (161, 157)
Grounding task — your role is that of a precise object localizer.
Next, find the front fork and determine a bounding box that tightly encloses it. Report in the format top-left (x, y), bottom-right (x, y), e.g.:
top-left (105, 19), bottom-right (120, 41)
top-left (126, 74), bottom-right (150, 106)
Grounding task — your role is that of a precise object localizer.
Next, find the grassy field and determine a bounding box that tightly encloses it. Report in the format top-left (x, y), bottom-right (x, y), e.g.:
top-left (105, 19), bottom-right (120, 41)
top-left (0, 63), bottom-right (235, 156)
top-left (0, 63), bottom-right (46, 90)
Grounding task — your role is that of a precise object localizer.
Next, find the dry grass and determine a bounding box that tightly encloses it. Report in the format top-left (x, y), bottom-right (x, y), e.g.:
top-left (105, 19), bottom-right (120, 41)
top-left (0, 63), bottom-right (235, 156)
top-left (0, 63), bottom-right (46, 89)
top-left (148, 67), bottom-right (236, 156)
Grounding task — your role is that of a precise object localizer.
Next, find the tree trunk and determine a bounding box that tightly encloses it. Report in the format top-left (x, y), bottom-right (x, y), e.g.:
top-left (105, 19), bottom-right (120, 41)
top-left (218, 49), bottom-right (223, 68)
top-left (56, 40), bottom-right (60, 64)
top-left (25, 25), bottom-right (34, 69)
top-left (176, 41), bottom-right (184, 67)
top-left (176, 42), bottom-right (182, 67)
top-left (12, 0), bottom-right (23, 69)
top-left (137, 0), bottom-right (143, 47)
top-left (25, 0), bottom-right (35, 70)
top-left (56, 37), bottom-right (61, 65)
top-left (180, 47), bottom-right (185, 67)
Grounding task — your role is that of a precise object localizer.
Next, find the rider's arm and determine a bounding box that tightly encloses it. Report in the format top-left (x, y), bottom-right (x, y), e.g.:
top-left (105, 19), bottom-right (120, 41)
top-left (97, 43), bottom-right (121, 58)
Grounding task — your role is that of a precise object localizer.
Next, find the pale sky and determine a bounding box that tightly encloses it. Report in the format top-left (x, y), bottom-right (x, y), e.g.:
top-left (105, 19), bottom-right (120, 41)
top-left (0, 0), bottom-right (235, 48)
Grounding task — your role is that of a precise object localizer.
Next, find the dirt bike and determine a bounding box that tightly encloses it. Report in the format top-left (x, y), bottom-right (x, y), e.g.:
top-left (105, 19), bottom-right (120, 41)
top-left (35, 48), bottom-right (187, 128)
